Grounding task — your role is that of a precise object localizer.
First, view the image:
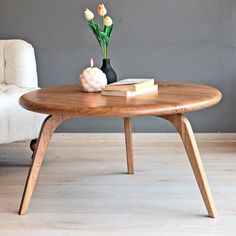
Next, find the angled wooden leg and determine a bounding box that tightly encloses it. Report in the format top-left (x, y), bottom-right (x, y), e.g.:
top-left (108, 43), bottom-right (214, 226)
top-left (30, 139), bottom-right (37, 159)
top-left (161, 114), bottom-right (217, 218)
top-left (124, 118), bottom-right (134, 174)
top-left (19, 115), bottom-right (65, 215)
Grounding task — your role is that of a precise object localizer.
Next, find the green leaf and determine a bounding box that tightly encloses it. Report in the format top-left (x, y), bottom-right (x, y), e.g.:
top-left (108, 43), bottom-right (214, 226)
top-left (88, 21), bottom-right (96, 35)
top-left (87, 20), bottom-right (114, 54)
top-left (88, 21), bottom-right (103, 46)
top-left (102, 24), bottom-right (113, 46)
top-left (107, 24), bottom-right (114, 38)
top-left (99, 30), bottom-right (109, 43)
top-left (104, 26), bottom-right (108, 36)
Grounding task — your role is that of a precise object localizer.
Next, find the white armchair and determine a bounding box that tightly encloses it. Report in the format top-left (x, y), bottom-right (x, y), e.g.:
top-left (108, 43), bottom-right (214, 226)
top-left (0, 39), bottom-right (45, 144)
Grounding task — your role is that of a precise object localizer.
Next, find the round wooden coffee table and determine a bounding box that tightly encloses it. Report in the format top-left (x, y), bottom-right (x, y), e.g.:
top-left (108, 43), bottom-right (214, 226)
top-left (18, 82), bottom-right (222, 218)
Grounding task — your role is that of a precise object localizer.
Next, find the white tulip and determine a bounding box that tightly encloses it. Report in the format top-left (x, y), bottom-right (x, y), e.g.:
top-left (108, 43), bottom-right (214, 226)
top-left (84, 8), bottom-right (94, 21)
top-left (104, 16), bottom-right (112, 27)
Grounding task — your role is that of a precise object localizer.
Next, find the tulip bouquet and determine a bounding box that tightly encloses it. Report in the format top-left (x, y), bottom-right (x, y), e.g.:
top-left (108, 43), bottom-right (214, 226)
top-left (84, 4), bottom-right (113, 59)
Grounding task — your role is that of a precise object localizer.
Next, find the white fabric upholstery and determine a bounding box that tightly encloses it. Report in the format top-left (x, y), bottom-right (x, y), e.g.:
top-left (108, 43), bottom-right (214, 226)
top-left (0, 40), bottom-right (38, 87)
top-left (0, 41), bottom-right (5, 84)
top-left (0, 39), bottom-right (45, 144)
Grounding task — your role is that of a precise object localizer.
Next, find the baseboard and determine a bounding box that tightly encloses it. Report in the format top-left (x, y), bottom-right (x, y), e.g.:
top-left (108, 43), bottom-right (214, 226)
top-left (50, 133), bottom-right (236, 143)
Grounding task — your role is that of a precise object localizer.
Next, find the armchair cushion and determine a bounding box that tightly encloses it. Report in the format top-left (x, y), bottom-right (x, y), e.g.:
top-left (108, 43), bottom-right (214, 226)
top-left (0, 41), bottom-right (5, 84)
top-left (0, 39), bottom-right (38, 88)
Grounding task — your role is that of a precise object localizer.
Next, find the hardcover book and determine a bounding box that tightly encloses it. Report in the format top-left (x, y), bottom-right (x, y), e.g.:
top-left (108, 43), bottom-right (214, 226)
top-left (101, 84), bottom-right (158, 97)
top-left (104, 78), bottom-right (155, 92)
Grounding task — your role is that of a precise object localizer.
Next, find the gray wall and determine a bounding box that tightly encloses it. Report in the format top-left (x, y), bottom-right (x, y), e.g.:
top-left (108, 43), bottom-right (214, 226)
top-left (1, 0), bottom-right (236, 132)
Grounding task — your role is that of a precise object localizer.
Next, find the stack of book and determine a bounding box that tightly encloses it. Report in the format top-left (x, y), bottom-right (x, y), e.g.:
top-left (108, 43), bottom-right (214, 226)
top-left (101, 78), bottom-right (158, 97)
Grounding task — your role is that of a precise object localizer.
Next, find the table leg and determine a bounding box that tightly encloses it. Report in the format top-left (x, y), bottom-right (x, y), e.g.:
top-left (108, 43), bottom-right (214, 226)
top-left (124, 118), bottom-right (134, 174)
top-left (19, 115), bottom-right (65, 215)
top-left (161, 114), bottom-right (217, 218)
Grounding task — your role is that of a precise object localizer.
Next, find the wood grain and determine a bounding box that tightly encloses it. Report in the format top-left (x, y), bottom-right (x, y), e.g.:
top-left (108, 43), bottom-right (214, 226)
top-left (124, 118), bottom-right (134, 174)
top-left (19, 82), bottom-right (222, 117)
top-left (19, 115), bottom-right (70, 215)
top-left (161, 114), bottom-right (218, 218)
top-left (17, 82), bottom-right (222, 217)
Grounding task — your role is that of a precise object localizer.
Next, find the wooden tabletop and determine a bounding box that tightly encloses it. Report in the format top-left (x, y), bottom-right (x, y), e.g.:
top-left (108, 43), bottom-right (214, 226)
top-left (20, 82), bottom-right (222, 118)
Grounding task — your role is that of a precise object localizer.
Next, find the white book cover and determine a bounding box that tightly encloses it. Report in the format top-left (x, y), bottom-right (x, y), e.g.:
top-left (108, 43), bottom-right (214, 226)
top-left (110, 78), bottom-right (154, 85)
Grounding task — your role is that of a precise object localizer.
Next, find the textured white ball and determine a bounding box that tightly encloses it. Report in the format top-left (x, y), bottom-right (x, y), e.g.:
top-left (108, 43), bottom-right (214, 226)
top-left (79, 67), bottom-right (107, 92)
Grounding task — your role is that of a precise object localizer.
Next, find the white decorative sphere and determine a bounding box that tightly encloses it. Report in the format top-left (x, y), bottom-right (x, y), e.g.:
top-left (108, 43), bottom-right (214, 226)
top-left (79, 67), bottom-right (107, 92)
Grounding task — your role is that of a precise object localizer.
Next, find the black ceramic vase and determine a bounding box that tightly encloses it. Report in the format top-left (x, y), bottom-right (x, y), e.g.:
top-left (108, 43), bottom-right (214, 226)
top-left (101, 59), bottom-right (117, 84)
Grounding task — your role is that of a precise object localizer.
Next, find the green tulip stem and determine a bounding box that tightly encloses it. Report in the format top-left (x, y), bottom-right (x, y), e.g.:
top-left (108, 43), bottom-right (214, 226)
top-left (104, 44), bottom-right (106, 59)
top-left (106, 45), bottom-right (108, 59)
top-left (102, 16), bottom-right (104, 30)
top-left (103, 41), bottom-right (108, 59)
top-left (100, 44), bottom-right (105, 58)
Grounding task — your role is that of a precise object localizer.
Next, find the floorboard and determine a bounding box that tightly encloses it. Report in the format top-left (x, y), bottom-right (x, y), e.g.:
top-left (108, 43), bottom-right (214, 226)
top-left (0, 133), bottom-right (236, 235)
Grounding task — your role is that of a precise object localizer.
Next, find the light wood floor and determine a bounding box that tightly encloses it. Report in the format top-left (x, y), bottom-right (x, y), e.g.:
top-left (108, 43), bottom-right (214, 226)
top-left (0, 133), bottom-right (236, 236)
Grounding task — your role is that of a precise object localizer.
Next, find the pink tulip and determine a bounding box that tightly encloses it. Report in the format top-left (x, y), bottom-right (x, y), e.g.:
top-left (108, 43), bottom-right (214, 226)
top-left (98, 3), bottom-right (107, 16)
